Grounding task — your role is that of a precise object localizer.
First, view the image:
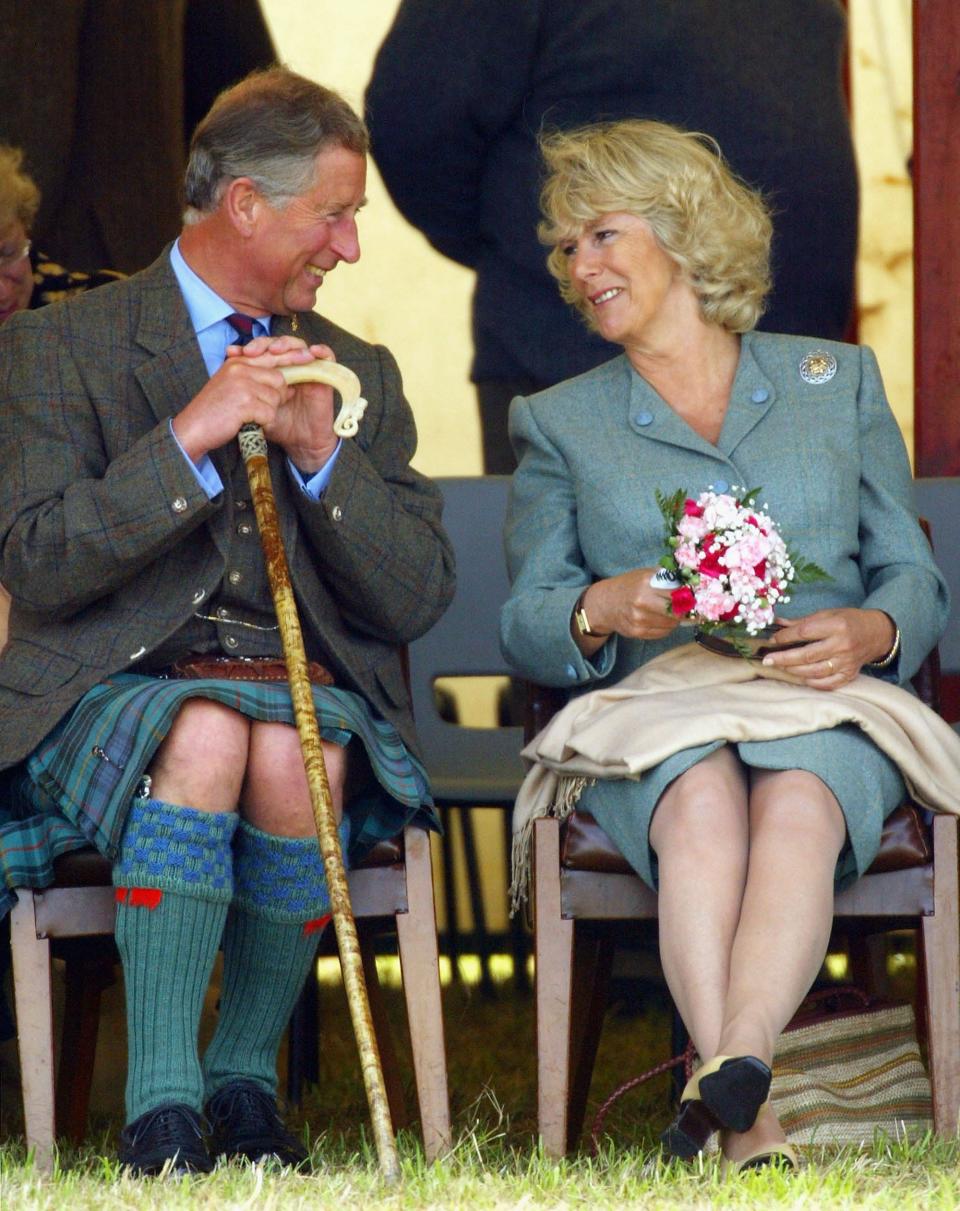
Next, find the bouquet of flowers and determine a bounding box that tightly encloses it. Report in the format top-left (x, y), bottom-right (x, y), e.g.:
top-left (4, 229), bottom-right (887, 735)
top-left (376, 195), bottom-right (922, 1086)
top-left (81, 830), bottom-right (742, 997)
top-left (655, 485), bottom-right (829, 655)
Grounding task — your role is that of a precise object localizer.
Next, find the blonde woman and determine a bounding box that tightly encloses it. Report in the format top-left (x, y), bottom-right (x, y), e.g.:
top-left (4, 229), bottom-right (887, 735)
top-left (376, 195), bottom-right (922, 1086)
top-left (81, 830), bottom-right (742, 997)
top-left (501, 120), bottom-right (947, 1170)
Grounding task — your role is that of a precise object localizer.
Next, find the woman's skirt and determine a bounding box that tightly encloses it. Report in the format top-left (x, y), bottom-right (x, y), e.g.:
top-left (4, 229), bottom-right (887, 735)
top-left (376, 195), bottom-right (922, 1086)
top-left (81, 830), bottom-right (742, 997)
top-left (0, 672), bottom-right (437, 917)
top-left (579, 724), bottom-right (906, 891)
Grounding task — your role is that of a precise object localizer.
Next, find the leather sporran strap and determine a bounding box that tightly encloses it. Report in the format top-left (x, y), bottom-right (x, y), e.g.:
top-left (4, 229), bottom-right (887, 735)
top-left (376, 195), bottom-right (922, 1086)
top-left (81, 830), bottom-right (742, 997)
top-left (169, 654), bottom-right (335, 687)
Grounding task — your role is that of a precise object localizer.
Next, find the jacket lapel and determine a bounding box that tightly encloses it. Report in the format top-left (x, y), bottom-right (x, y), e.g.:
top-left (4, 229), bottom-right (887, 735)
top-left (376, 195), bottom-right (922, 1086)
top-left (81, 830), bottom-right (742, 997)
top-left (626, 367), bottom-right (717, 458)
top-left (624, 333), bottom-right (778, 463)
top-left (129, 252), bottom-right (236, 556)
top-left (132, 253), bottom-right (209, 426)
top-left (717, 332), bottom-right (777, 459)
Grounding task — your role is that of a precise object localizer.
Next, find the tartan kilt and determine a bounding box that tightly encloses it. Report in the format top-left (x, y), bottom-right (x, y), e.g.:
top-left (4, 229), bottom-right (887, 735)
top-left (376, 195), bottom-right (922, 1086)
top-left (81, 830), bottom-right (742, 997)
top-left (0, 672), bottom-right (437, 917)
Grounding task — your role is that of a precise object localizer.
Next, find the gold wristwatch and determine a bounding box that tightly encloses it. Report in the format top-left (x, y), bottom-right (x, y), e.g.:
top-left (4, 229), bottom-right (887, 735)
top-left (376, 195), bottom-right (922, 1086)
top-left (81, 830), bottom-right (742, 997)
top-left (574, 590), bottom-right (606, 638)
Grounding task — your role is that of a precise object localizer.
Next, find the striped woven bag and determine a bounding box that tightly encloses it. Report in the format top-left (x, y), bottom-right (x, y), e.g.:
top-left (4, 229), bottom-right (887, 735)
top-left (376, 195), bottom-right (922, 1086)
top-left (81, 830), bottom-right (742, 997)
top-left (771, 986), bottom-right (933, 1145)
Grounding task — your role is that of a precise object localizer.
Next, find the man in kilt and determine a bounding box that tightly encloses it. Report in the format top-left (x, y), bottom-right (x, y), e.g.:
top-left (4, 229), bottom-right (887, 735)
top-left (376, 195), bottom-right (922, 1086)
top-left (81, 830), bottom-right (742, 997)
top-left (0, 68), bottom-right (454, 1175)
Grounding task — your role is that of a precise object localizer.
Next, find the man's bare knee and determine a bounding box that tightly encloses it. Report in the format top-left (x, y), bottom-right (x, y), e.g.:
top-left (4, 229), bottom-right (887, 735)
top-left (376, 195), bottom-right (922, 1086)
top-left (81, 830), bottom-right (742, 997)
top-left (148, 699), bottom-right (250, 811)
top-left (240, 721), bottom-right (348, 837)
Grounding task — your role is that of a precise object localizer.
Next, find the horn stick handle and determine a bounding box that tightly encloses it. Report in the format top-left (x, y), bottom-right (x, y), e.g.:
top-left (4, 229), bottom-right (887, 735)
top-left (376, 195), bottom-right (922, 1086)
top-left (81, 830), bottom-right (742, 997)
top-left (280, 360), bottom-right (368, 438)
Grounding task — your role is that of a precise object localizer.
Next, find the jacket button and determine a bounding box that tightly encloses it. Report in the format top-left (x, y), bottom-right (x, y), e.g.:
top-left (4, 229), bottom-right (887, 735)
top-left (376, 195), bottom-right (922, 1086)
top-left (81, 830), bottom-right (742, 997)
top-left (237, 523), bottom-right (252, 536)
top-left (751, 388), bottom-right (769, 404)
top-left (634, 411), bottom-right (654, 427)
top-left (565, 663), bottom-right (577, 680)
top-left (224, 635), bottom-right (239, 649)
top-left (192, 589), bottom-right (205, 604)
top-left (331, 505), bottom-right (343, 521)
top-left (172, 496), bottom-right (188, 513)
top-left (228, 570), bottom-right (242, 585)
top-left (236, 500), bottom-right (248, 511)
top-left (713, 478), bottom-right (729, 494)
top-left (217, 606), bottom-right (229, 620)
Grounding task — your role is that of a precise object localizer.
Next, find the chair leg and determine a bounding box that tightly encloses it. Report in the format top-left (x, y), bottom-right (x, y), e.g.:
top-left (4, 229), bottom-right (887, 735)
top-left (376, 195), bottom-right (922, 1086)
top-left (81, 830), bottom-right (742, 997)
top-left (565, 931), bottom-right (614, 1150)
top-left (439, 815), bottom-right (462, 981)
top-left (9, 891), bottom-right (56, 1172)
top-left (534, 817), bottom-right (576, 1157)
top-left (459, 807), bottom-right (495, 996)
top-left (396, 826), bottom-right (451, 1161)
top-left (922, 815), bottom-right (960, 1135)
top-left (56, 944), bottom-right (114, 1144)
top-left (358, 933), bottom-right (409, 1131)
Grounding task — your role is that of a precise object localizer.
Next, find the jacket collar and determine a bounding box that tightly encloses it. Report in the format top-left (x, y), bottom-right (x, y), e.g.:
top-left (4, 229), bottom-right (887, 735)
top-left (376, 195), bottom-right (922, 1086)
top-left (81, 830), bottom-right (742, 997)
top-left (626, 331), bottom-right (776, 458)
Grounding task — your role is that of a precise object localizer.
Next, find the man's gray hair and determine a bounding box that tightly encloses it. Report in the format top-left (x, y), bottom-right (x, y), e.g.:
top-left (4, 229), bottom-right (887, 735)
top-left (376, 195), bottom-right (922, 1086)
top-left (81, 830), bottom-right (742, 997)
top-left (184, 66), bottom-right (368, 220)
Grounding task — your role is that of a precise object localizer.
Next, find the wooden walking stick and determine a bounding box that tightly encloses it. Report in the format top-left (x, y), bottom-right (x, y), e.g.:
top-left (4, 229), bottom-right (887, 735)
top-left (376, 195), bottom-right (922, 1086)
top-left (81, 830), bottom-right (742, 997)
top-left (237, 362), bottom-right (401, 1182)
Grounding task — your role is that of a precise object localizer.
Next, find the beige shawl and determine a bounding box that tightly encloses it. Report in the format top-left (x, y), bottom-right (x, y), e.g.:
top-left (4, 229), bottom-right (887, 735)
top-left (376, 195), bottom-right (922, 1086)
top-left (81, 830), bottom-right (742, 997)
top-left (511, 643), bottom-right (960, 909)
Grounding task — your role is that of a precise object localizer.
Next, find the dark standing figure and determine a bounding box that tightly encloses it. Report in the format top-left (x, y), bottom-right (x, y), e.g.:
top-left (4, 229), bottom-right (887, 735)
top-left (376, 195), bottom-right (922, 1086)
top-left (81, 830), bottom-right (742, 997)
top-left (366, 0), bottom-right (858, 473)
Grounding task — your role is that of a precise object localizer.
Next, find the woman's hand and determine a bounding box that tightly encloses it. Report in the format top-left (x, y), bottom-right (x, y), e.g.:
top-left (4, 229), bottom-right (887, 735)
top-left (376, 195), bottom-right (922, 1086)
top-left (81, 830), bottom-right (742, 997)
top-left (573, 568), bottom-right (680, 653)
top-left (760, 607), bottom-right (897, 688)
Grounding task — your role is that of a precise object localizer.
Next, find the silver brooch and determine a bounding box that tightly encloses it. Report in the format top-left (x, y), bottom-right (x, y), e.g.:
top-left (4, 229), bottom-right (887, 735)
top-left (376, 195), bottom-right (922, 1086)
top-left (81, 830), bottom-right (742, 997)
top-left (798, 350), bottom-right (837, 384)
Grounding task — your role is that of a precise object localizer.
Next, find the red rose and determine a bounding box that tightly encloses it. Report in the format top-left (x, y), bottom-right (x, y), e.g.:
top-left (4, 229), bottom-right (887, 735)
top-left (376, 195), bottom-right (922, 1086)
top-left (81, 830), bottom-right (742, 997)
top-left (698, 538), bottom-right (724, 579)
top-left (670, 586), bottom-right (696, 616)
top-left (683, 499), bottom-right (705, 517)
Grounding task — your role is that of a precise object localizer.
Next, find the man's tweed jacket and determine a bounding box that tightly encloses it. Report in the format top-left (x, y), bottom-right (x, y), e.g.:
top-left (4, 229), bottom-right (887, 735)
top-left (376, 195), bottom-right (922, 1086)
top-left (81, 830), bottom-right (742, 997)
top-left (0, 250), bottom-right (455, 768)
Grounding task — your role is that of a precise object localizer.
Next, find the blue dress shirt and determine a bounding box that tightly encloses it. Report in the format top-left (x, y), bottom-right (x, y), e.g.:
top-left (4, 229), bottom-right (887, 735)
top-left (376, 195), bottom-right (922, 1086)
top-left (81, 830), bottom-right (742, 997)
top-left (169, 240), bottom-right (340, 498)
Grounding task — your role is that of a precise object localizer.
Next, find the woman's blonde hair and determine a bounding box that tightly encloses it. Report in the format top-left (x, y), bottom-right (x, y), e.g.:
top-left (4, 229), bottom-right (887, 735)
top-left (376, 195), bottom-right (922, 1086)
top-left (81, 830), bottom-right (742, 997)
top-left (0, 145), bottom-right (40, 233)
top-left (539, 120), bottom-right (772, 334)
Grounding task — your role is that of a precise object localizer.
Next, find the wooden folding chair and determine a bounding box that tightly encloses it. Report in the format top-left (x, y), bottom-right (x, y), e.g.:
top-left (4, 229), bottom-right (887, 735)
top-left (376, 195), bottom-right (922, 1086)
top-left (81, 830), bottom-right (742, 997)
top-left (10, 824), bottom-right (451, 1170)
top-left (528, 550), bottom-right (960, 1154)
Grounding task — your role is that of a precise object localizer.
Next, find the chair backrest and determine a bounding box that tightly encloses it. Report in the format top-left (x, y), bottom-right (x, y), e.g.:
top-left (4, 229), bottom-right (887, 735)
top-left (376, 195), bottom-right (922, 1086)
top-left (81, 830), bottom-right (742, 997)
top-left (408, 476), bottom-right (525, 804)
top-left (913, 478), bottom-right (960, 674)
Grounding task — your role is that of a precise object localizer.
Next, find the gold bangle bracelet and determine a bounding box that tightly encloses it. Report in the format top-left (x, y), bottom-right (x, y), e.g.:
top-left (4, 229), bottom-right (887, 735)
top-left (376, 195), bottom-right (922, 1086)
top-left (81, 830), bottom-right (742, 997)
top-left (866, 623), bottom-right (901, 670)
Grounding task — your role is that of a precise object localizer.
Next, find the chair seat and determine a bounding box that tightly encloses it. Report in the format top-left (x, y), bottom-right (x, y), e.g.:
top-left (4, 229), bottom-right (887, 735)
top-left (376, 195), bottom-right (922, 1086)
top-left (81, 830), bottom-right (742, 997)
top-left (560, 801), bottom-right (933, 877)
top-left (49, 832), bottom-right (405, 889)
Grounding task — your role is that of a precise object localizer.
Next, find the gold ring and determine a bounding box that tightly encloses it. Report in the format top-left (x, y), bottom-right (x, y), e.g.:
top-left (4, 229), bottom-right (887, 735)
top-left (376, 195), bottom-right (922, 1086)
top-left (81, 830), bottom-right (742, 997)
top-left (827, 659), bottom-right (835, 673)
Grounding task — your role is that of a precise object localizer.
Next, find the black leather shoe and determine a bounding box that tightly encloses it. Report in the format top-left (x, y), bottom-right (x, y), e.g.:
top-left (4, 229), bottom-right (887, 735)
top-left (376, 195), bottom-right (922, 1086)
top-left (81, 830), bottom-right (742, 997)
top-left (206, 1080), bottom-right (308, 1169)
top-left (118, 1103), bottom-right (212, 1176)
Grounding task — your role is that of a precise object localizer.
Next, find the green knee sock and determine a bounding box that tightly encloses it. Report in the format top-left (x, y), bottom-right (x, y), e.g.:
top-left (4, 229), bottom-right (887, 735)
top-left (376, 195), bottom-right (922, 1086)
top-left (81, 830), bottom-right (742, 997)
top-left (112, 797), bottom-right (237, 1122)
top-left (202, 819), bottom-right (346, 1100)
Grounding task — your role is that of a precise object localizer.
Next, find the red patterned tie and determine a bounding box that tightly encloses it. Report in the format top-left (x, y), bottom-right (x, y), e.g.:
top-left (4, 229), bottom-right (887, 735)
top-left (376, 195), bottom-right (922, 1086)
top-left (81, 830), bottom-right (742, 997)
top-left (226, 312), bottom-right (258, 346)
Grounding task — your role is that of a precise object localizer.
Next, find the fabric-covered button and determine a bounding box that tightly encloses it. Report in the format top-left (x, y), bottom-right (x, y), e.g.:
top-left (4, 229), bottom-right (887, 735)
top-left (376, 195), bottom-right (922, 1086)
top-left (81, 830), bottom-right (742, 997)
top-left (331, 505), bottom-right (343, 521)
top-left (751, 388), bottom-right (769, 404)
top-left (564, 663), bottom-right (577, 680)
top-left (171, 496), bottom-right (188, 513)
top-left (713, 478), bottom-right (729, 494)
top-left (634, 411), bottom-right (654, 427)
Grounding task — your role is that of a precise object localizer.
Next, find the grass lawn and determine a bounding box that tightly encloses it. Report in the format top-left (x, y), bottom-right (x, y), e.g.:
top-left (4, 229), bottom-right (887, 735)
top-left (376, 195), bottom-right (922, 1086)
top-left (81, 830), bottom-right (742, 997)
top-left (2, 953), bottom-right (958, 1208)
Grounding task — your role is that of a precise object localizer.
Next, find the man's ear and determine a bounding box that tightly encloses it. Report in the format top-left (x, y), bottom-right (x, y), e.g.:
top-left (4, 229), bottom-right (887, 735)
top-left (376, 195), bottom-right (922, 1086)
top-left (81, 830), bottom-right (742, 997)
top-left (223, 177), bottom-right (261, 236)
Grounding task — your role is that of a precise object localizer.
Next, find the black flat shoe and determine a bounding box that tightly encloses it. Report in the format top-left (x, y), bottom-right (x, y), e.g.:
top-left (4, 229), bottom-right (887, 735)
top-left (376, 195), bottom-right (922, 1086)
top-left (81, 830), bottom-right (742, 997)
top-left (118, 1102), bottom-right (213, 1176)
top-left (699, 1054), bottom-right (771, 1133)
top-left (660, 1054), bottom-right (772, 1159)
top-left (206, 1079), bottom-right (309, 1169)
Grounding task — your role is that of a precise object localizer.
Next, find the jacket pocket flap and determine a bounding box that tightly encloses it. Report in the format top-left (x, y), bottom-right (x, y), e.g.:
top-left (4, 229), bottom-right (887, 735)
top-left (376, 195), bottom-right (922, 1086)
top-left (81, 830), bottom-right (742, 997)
top-left (0, 640), bottom-right (81, 695)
